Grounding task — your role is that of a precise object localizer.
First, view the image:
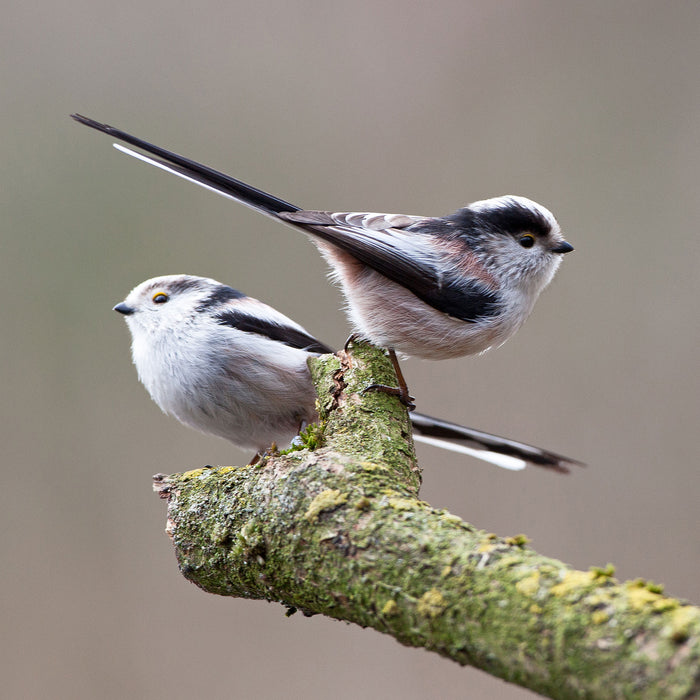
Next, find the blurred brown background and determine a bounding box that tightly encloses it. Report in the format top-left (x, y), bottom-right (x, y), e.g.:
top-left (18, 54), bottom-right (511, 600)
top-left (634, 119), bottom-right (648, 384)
top-left (2, 2), bottom-right (698, 698)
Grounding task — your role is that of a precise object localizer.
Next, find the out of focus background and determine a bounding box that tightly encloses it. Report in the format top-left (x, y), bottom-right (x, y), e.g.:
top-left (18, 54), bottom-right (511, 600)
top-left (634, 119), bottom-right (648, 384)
top-left (2, 3), bottom-right (698, 698)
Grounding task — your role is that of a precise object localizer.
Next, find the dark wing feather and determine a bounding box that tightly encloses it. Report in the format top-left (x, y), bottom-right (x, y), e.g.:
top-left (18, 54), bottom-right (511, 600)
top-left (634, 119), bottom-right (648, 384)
top-left (281, 211), bottom-right (500, 322)
top-left (215, 309), bottom-right (333, 354)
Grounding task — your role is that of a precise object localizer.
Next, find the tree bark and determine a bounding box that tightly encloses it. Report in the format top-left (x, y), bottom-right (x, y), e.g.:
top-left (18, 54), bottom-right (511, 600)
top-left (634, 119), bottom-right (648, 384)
top-left (154, 342), bottom-right (700, 700)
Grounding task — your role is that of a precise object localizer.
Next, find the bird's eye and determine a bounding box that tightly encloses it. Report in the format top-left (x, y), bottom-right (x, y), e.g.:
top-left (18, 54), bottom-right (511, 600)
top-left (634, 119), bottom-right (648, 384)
top-left (518, 234), bottom-right (536, 249)
top-left (152, 293), bottom-right (169, 304)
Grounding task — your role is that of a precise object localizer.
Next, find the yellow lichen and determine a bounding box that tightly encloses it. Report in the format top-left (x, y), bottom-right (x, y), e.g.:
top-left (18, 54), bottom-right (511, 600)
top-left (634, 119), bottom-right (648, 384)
top-left (586, 593), bottom-right (612, 607)
top-left (478, 543), bottom-right (497, 554)
top-left (382, 600), bottom-right (399, 617)
top-left (216, 466), bottom-right (236, 475)
top-left (440, 566), bottom-right (452, 578)
top-left (388, 497), bottom-right (416, 512)
top-left (360, 461), bottom-right (380, 471)
top-left (180, 468), bottom-right (206, 480)
top-left (530, 604), bottom-right (543, 614)
top-left (497, 556), bottom-right (522, 569)
top-left (439, 512), bottom-right (463, 525)
top-left (668, 606), bottom-right (699, 643)
top-left (551, 570), bottom-right (596, 597)
top-left (417, 589), bottom-right (447, 619)
top-left (592, 610), bottom-right (609, 625)
top-left (303, 489), bottom-right (348, 523)
top-left (626, 584), bottom-right (662, 610)
top-left (516, 572), bottom-right (540, 598)
top-left (652, 598), bottom-right (679, 613)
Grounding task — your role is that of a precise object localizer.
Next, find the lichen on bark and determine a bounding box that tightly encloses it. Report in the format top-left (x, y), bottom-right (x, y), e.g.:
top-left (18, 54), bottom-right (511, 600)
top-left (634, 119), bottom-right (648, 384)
top-left (155, 341), bottom-right (700, 700)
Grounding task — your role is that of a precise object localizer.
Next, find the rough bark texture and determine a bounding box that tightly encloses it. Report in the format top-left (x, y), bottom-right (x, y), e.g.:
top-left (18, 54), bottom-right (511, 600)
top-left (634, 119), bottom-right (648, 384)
top-left (155, 341), bottom-right (700, 700)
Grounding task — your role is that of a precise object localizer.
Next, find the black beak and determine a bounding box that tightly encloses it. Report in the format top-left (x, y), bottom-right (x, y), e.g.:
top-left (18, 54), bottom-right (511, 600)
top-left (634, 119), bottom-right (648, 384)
top-left (551, 241), bottom-right (574, 254)
top-left (113, 302), bottom-right (134, 315)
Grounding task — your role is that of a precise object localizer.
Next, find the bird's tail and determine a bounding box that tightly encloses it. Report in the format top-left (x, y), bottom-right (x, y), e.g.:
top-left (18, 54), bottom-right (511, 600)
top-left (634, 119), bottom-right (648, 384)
top-left (410, 412), bottom-right (582, 473)
top-left (71, 114), bottom-right (300, 218)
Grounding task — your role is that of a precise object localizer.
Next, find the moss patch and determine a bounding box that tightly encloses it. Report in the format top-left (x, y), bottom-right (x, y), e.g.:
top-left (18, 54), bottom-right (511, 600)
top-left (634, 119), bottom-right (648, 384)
top-left (417, 589), bottom-right (447, 619)
top-left (304, 489), bottom-right (349, 523)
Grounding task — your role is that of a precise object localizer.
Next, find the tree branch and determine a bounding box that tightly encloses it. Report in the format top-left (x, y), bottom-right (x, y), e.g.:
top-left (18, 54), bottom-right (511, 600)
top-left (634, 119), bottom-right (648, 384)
top-left (154, 342), bottom-right (700, 699)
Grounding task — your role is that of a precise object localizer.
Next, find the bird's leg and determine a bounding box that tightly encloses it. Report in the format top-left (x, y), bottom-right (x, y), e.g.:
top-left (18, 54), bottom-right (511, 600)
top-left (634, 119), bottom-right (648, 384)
top-left (361, 348), bottom-right (416, 411)
top-left (343, 333), bottom-right (360, 353)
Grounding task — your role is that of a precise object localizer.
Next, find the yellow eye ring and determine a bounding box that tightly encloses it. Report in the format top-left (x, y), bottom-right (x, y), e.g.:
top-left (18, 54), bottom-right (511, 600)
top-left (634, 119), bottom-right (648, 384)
top-left (518, 234), bottom-right (535, 249)
top-left (152, 292), bottom-right (169, 304)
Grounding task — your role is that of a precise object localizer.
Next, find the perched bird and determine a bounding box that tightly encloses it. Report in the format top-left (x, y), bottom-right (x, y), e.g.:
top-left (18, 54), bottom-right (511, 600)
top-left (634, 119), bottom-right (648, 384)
top-left (72, 114), bottom-right (575, 405)
top-left (114, 274), bottom-right (580, 473)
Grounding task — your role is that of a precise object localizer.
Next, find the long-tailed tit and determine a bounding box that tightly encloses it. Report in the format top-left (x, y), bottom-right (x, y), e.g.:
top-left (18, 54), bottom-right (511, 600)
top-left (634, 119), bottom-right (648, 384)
top-left (114, 274), bottom-right (580, 473)
top-left (73, 115), bottom-right (573, 355)
top-left (73, 115), bottom-right (574, 404)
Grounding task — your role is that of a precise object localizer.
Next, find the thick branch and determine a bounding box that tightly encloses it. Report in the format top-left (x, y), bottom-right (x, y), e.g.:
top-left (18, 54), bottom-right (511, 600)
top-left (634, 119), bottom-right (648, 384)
top-left (155, 342), bottom-right (700, 699)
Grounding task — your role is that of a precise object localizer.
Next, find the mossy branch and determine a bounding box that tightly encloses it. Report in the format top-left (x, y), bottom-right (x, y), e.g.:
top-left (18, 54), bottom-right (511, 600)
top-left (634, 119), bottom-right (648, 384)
top-left (154, 341), bottom-right (700, 700)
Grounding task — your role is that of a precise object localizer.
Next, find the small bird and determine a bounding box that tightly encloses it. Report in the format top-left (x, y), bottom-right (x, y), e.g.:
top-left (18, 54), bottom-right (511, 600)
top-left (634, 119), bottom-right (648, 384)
top-left (114, 274), bottom-right (580, 473)
top-left (72, 114), bottom-right (575, 405)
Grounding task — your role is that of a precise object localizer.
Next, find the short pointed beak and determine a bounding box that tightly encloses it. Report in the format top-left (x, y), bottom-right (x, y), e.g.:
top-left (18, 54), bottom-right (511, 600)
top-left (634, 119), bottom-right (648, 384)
top-left (551, 241), bottom-right (574, 254)
top-left (113, 302), bottom-right (134, 315)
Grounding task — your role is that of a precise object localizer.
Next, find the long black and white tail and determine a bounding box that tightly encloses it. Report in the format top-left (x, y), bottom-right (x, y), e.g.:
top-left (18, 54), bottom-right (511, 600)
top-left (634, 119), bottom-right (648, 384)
top-left (410, 412), bottom-right (582, 473)
top-left (71, 114), bottom-right (301, 219)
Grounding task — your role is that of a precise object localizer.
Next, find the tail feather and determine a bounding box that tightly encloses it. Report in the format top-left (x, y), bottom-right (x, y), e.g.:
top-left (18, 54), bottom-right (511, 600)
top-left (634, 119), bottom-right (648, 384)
top-left (410, 412), bottom-right (582, 473)
top-left (71, 114), bottom-right (299, 217)
top-left (411, 434), bottom-right (527, 471)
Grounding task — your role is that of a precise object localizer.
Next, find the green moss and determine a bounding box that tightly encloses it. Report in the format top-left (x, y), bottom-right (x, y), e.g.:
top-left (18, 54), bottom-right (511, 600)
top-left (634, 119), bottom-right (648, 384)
top-left (354, 496), bottom-right (371, 511)
top-left (303, 489), bottom-right (349, 523)
top-left (286, 420), bottom-right (326, 452)
top-left (505, 534), bottom-right (530, 547)
top-left (210, 522), bottom-right (230, 544)
top-left (590, 563), bottom-right (616, 579)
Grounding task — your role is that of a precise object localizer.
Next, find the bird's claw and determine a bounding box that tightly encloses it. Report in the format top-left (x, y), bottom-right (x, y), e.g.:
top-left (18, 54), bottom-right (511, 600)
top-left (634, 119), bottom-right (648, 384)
top-left (361, 383), bottom-right (416, 411)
